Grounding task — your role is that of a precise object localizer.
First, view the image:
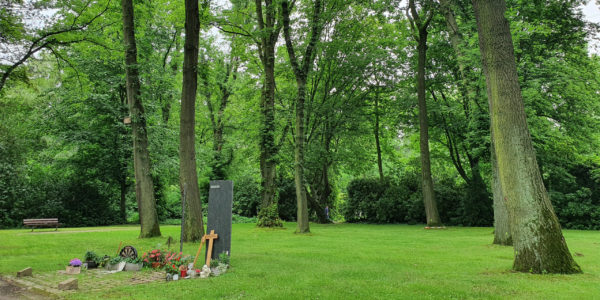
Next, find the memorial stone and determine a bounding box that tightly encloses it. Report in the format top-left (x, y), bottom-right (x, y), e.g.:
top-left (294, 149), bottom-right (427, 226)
top-left (17, 267), bottom-right (32, 277)
top-left (206, 180), bottom-right (233, 260)
top-left (58, 278), bottom-right (78, 290)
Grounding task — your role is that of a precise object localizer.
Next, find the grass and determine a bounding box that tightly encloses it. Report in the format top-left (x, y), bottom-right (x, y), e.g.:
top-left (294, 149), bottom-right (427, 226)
top-left (1, 223), bottom-right (599, 299)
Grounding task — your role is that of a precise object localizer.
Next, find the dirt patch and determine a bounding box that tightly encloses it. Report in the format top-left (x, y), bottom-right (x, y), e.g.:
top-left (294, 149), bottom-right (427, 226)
top-left (0, 277), bottom-right (51, 300)
top-left (3, 269), bottom-right (165, 298)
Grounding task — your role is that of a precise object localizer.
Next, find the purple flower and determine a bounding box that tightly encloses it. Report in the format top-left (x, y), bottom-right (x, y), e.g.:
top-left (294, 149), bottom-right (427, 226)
top-left (69, 258), bottom-right (82, 267)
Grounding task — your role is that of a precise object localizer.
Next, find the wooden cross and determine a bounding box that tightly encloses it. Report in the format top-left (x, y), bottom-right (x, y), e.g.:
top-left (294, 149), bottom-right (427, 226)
top-left (192, 230), bottom-right (219, 268)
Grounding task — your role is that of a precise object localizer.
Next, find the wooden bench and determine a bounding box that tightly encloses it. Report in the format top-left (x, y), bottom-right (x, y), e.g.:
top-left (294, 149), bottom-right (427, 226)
top-left (23, 218), bottom-right (60, 231)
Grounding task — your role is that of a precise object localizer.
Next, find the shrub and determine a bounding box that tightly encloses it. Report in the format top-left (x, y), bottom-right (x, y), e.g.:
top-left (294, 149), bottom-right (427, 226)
top-left (344, 173), bottom-right (494, 226)
top-left (257, 203), bottom-right (283, 227)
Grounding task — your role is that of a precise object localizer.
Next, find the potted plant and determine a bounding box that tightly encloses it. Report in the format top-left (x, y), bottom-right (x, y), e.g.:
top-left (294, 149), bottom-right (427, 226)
top-left (142, 249), bottom-right (164, 269)
top-left (124, 257), bottom-right (143, 271)
top-left (105, 256), bottom-right (126, 271)
top-left (83, 251), bottom-right (101, 269)
top-left (210, 252), bottom-right (230, 276)
top-left (66, 258), bottom-right (82, 274)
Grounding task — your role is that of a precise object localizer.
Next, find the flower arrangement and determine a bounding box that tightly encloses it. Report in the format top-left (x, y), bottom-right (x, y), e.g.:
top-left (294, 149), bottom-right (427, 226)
top-left (69, 258), bottom-right (82, 267)
top-left (164, 263), bottom-right (179, 274)
top-left (142, 249), bottom-right (165, 268)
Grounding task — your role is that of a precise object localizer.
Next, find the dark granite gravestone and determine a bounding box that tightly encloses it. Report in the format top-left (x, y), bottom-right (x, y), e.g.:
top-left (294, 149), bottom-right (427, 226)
top-left (206, 180), bottom-right (233, 261)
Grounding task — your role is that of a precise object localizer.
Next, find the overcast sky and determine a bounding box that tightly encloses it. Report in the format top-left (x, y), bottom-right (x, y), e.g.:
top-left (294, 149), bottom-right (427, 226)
top-left (582, 1), bottom-right (600, 53)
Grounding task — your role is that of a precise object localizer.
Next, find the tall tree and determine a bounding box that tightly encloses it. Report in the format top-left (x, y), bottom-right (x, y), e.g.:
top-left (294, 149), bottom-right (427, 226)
top-left (120, 0), bottom-right (161, 238)
top-left (407, 0), bottom-right (442, 227)
top-left (281, 0), bottom-right (324, 233)
top-left (255, 0), bottom-right (282, 227)
top-left (473, 0), bottom-right (580, 273)
top-left (201, 43), bottom-right (239, 180)
top-left (429, 0), bottom-right (494, 227)
top-left (179, 0), bottom-right (205, 242)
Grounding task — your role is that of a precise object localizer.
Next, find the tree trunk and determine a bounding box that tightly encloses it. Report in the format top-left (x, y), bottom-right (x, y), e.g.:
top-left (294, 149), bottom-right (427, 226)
top-left (294, 79), bottom-right (310, 233)
top-left (411, 6), bottom-right (442, 226)
top-left (120, 0), bottom-right (161, 238)
top-left (255, 0), bottom-right (281, 227)
top-left (257, 57), bottom-right (279, 225)
top-left (492, 140), bottom-right (512, 245)
top-left (179, 0), bottom-right (204, 242)
top-left (473, 0), bottom-right (580, 273)
top-left (374, 92), bottom-right (384, 181)
top-left (313, 159), bottom-right (332, 223)
top-left (281, 0), bottom-right (322, 233)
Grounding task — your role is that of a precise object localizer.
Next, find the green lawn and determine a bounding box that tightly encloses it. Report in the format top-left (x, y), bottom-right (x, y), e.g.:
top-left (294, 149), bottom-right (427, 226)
top-left (1, 223), bottom-right (599, 299)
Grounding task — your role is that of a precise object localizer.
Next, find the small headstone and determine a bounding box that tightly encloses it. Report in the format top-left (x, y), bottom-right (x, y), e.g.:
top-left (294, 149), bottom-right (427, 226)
top-left (58, 278), bottom-right (78, 290)
top-left (17, 267), bottom-right (32, 277)
top-left (206, 180), bottom-right (233, 261)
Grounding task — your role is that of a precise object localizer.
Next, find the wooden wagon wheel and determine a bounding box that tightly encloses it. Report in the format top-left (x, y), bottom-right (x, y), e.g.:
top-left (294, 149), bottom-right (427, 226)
top-left (119, 245), bottom-right (138, 259)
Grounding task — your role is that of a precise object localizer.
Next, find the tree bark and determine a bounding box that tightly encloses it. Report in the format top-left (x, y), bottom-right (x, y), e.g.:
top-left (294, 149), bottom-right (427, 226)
top-left (120, 0), bottom-right (161, 238)
top-left (408, 0), bottom-right (442, 227)
top-left (256, 0), bottom-right (281, 227)
top-left (492, 139), bottom-right (512, 245)
top-left (179, 0), bottom-right (204, 242)
top-left (294, 78), bottom-right (310, 233)
top-left (473, 0), bottom-right (580, 273)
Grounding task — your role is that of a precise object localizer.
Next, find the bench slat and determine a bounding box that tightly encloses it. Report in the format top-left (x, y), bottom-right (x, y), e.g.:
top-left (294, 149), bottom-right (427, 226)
top-left (23, 218), bottom-right (60, 231)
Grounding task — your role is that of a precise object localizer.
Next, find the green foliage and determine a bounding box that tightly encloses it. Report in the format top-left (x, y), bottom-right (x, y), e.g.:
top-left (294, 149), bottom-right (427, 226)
top-left (217, 251), bottom-right (230, 265)
top-left (209, 258), bottom-right (219, 268)
top-left (344, 174), bottom-right (495, 226)
top-left (276, 177), bottom-right (297, 222)
top-left (232, 176), bottom-right (261, 217)
top-left (108, 256), bottom-right (123, 265)
top-left (83, 251), bottom-right (101, 264)
top-left (257, 203), bottom-right (283, 228)
top-left (231, 215), bottom-right (257, 224)
top-left (123, 256), bottom-right (142, 264)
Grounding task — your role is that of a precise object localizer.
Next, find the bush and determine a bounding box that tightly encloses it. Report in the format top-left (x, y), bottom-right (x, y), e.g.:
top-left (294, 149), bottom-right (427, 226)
top-left (257, 203), bottom-right (283, 227)
top-left (344, 173), bottom-right (493, 226)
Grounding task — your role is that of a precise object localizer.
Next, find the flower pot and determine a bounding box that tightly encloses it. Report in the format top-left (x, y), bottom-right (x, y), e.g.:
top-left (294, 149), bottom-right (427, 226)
top-left (180, 269), bottom-right (187, 278)
top-left (85, 261), bottom-right (98, 269)
top-left (105, 261), bottom-right (126, 271)
top-left (125, 262), bottom-right (143, 271)
top-left (172, 274), bottom-right (179, 281)
top-left (65, 266), bottom-right (81, 274)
